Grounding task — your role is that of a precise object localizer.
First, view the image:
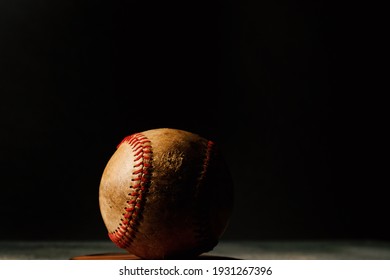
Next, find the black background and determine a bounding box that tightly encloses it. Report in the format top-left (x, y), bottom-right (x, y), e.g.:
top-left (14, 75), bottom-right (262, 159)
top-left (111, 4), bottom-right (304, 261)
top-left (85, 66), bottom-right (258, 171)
top-left (1, 0), bottom-right (387, 241)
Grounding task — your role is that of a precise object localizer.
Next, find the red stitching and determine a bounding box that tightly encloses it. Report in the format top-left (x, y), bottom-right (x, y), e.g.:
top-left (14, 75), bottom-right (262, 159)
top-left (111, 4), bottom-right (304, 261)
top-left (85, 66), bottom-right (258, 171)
top-left (198, 141), bottom-right (214, 183)
top-left (191, 140), bottom-right (219, 253)
top-left (132, 168), bottom-right (143, 175)
top-left (109, 133), bottom-right (153, 249)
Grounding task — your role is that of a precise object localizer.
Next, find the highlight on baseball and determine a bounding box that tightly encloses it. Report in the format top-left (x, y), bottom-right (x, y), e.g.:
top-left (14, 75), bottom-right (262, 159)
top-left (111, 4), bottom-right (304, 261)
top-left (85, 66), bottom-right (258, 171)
top-left (99, 127), bottom-right (234, 259)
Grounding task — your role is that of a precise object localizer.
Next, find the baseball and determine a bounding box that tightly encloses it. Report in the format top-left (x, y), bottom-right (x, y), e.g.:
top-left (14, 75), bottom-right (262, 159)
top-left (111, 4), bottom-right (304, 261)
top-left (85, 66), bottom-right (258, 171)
top-left (99, 128), bottom-right (234, 259)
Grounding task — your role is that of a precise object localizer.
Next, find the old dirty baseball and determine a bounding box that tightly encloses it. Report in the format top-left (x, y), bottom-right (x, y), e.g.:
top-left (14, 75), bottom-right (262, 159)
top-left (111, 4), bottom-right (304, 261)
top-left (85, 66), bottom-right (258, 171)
top-left (99, 128), bottom-right (234, 259)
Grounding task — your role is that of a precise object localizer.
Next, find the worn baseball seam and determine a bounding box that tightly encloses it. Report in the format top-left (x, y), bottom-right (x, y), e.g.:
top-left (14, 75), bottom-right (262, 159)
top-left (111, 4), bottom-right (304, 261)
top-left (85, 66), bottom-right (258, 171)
top-left (108, 133), bottom-right (153, 249)
top-left (198, 141), bottom-right (213, 182)
top-left (192, 140), bottom-right (218, 253)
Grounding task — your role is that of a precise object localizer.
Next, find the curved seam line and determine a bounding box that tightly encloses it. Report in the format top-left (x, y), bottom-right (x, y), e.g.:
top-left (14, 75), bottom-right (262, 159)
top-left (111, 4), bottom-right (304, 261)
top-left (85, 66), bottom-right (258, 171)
top-left (108, 133), bottom-right (153, 249)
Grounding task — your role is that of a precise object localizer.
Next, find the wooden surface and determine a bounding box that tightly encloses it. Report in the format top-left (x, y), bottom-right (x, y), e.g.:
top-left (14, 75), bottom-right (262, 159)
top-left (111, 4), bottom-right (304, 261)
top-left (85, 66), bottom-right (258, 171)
top-left (70, 253), bottom-right (238, 260)
top-left (71, 253), bottom-right (141, 260)
top-left (1, 240), bottom-right (390, 260)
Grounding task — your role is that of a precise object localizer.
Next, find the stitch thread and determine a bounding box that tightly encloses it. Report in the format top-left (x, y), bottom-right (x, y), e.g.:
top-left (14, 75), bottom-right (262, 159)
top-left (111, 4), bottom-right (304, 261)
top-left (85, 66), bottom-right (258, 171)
top-left (109, 133), bottom-right (153, 249)
top-left (192, 140), bottom-right (218, 253)
top-left (198, 141), bottom-right (214, 183)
